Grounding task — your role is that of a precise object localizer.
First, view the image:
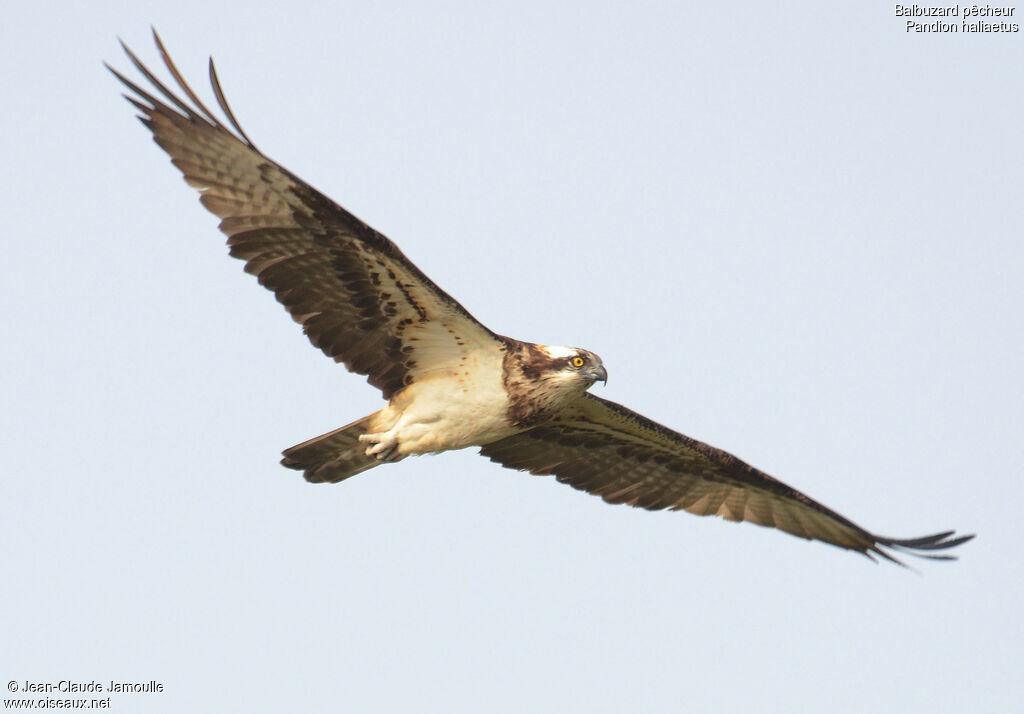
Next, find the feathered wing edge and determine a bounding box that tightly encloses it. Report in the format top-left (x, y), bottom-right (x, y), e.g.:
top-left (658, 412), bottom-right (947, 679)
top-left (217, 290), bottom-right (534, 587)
top-left (481, 395), bottom-right (974, 567)
top-left (874, 531), bottom-right (975, 563)
top-left (108, 29), bottom-right (505, 400)
top-left (106, 29), bottom-right (258, 154)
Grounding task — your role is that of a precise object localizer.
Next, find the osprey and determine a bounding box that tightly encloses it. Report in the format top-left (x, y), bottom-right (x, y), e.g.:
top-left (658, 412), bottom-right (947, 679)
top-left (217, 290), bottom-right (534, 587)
top-left (110, 32), bottom-right (973, 566)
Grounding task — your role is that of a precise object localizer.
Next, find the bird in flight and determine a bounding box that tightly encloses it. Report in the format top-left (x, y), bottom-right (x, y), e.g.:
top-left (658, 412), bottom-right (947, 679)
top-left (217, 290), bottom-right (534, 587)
top-left (109, 31), bottom-right (973, 566)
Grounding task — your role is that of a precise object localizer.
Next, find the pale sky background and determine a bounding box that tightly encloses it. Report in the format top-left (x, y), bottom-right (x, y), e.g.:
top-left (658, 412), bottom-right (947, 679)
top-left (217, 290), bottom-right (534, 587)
top-left (3, 3), bottom-right (1021, 713)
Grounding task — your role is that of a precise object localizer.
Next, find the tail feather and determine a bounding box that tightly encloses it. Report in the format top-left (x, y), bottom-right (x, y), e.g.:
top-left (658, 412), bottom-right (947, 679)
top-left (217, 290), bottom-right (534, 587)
top-left (281, 413), bottom-right (383, 483)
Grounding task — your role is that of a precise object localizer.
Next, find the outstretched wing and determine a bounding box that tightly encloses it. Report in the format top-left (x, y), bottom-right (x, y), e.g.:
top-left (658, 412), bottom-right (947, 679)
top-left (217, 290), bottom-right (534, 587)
top-left (481, 394), bottom-right (973, 564)
top-left (108, 31), bottom-right (502, 399)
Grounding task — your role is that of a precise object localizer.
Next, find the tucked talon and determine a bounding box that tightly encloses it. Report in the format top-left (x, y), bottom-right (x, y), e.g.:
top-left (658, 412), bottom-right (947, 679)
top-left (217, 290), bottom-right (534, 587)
top-left (359, 432), bottom-right (400, 462)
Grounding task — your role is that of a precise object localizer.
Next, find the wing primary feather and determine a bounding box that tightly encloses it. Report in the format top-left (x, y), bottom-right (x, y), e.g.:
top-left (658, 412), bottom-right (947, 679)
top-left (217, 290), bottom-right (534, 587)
top-left (878, 531), bottom-right (975, 552)
top-left (149, 29), bottom-right (224, 129)
top-left (208, 57), bottom-right (259, 150)
top-left (105, 64), bottom-right (170, 119)
top-left (116, 38), bottom-right (200, 121)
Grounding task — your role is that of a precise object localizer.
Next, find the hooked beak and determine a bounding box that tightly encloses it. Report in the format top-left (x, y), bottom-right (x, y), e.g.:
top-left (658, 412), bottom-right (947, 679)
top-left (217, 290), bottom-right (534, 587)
top-left (586, 364), bottom-right (608, 385)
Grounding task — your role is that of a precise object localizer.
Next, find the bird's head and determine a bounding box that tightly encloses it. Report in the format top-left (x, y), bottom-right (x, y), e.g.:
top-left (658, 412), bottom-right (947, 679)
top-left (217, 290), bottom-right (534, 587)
top-left (503, 341), bottom-right (608, 426)
top-left (536, 345), bottom-right (608, 390)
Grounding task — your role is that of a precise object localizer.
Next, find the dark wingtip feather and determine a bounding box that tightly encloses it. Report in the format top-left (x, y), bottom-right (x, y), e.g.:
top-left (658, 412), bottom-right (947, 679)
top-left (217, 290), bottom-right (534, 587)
top-left (150, 28), bottom-right (221, 126)
top-left (876, 530), bottom-right (975, 563)
top-left (110, 27), bottom-right (257, 154)
top-left (209, 57), bottom-right (259, 150)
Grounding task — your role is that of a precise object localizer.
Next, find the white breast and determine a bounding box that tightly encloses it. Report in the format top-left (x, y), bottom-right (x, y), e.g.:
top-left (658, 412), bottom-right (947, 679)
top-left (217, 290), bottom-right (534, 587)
top-left (379, 348), bottom-right (518, 456)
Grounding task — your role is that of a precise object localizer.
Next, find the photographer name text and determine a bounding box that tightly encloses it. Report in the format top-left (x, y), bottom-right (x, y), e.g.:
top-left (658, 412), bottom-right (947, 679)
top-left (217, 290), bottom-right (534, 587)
top-left (13, 680), bottom-right (163, 694)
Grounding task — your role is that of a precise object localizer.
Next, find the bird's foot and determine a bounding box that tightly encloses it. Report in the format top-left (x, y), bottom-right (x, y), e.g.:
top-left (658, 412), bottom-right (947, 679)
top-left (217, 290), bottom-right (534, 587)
top-left (359, 432), bottom-right (401, 462)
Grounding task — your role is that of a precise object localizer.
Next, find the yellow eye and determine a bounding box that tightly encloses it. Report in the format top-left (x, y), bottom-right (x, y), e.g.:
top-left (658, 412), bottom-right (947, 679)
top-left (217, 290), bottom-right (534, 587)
top-left (571, 356), bottom-right (585, 368)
